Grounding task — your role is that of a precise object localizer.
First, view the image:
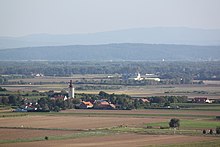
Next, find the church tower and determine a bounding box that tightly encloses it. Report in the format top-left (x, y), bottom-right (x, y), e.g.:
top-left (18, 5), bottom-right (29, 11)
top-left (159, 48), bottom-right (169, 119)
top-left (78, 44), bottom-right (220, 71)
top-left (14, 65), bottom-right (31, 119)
top-left (68, 80), bottom-right (75, 98)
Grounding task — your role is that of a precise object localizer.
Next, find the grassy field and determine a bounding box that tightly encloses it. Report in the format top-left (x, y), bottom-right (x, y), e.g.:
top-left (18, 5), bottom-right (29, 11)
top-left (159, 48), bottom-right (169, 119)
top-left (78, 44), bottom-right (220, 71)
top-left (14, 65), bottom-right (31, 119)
top-left (146, 119), bottom-right (220, 130)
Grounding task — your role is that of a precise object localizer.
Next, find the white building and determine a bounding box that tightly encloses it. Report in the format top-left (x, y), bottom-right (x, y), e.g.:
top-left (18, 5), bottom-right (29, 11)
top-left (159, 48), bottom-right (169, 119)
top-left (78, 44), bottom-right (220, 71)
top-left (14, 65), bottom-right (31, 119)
top-left (134, 73), bottom-right (143, 81)
top-left (68, 80), bottom-right (75, 98)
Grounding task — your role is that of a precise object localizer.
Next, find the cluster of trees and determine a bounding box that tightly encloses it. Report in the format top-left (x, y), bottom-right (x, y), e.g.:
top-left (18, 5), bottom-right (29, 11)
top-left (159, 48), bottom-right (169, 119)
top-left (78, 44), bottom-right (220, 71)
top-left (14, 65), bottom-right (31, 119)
top-left (0, 88), bottom-right (45, 106)
top-left (0, 75), bottom-right (8, 85)
top-left (0, 61), bottom-right (220, 84)
top-left (0, 87), bottom-right (7, 91)
top-left (148, 96), bottom-right (188, 105)
top-left (37, 97), bottom-right (80, 112)
top-left (0, 95), bottom-right (23, 106)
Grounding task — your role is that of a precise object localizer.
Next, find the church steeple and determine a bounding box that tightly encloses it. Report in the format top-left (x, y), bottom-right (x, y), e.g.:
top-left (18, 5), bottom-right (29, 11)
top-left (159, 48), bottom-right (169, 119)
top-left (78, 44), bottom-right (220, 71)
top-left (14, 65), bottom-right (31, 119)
top-left (69, 80), bottom-right (73, 88)
top-left (68, 80), bottom-right (74, 98)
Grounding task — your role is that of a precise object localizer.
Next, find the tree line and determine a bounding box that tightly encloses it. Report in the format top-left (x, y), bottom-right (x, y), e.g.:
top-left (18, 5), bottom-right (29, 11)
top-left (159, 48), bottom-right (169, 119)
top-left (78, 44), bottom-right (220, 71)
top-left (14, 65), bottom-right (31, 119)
top-left (0, 61), bottom-right (220, 83)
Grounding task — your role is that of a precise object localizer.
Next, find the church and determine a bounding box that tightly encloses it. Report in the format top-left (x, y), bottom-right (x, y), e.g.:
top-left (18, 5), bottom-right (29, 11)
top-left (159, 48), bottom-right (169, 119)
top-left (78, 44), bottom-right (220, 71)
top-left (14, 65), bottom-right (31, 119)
top-left (68, 80), bottom-right (75, 98)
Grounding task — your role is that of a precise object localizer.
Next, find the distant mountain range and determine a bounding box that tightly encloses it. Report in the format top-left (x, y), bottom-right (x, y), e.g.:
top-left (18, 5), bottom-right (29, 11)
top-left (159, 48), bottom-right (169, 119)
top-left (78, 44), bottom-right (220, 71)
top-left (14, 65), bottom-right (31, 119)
top-left (0, 43), bottom-right (219, 61)
top-left (1, 27), bottom-right (220, 49)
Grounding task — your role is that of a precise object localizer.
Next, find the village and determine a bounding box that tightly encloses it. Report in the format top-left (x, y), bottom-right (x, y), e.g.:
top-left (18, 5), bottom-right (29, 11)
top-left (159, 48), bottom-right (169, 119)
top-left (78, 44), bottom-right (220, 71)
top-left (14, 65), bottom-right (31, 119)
top-left (11, 79), bottom-right (219, 113)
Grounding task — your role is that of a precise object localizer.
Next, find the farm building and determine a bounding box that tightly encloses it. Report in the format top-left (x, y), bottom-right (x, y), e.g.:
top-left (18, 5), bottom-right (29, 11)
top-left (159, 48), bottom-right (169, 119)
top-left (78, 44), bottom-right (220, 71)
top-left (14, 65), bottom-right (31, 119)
top-left (79, 101), bottom-right (93, 109)
top-left (93, 100), bottom-right (116, 110)
top-left (140, 98), bottom-right (150, 103)
top-left (51, 95), bottom-right (68, 101)
top-left (192, 97), bottom-right (209, 103)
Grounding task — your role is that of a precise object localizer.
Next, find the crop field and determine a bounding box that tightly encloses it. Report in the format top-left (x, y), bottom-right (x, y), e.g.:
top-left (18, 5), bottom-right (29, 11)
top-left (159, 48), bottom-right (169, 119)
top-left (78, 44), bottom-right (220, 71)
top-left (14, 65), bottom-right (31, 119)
top-left (0, 109), bottom-right (219, 147)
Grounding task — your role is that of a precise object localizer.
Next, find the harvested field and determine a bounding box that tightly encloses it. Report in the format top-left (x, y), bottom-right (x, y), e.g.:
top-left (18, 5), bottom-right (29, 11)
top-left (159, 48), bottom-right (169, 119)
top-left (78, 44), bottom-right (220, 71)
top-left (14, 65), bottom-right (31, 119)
top-left (0, 115), bottom-right (167, 129)
top-left (3, 133), bottom-right (217, 147)
top-left (2, 83), bottom-right (220, 99)
top-left (0, 128), bottom-right (77, 140)
top-left (0, 110), bottom-right (219, 146)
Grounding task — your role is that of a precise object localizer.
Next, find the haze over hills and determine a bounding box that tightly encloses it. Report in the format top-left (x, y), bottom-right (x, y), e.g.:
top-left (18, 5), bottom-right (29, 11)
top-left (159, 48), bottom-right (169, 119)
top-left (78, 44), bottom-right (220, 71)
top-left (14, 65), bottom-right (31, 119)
top-left (0, 43), bottom-right (219, 61)
top-left (1, 27), bottom-right (220, 49)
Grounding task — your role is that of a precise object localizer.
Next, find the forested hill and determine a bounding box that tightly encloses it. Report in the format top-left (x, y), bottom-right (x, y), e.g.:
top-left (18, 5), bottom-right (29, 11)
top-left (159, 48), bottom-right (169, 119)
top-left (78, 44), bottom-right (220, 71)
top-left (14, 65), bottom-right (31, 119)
top-left (0, 43), bottom-right (219, 61)
top-left (1, 27), bottom-right (220, 49)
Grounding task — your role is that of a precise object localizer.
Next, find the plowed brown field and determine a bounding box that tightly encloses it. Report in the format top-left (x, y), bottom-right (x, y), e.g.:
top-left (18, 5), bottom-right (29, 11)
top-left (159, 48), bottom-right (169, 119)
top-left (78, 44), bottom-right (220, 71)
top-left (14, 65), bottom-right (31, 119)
top-left (0, 115), bottom-right (167, 129)
top-left (0, 109), bottom-right (219, 147)
top-left (0, 129), bottom-right (77, 140)
top-left (2, 133), bottom-right (217, 147)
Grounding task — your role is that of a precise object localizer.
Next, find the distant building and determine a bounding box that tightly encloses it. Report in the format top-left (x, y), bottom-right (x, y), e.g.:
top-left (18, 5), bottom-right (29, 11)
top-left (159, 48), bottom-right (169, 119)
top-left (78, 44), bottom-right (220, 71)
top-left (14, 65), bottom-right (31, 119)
top-left (140, 98), bottom-right (150, 103)
top-left (132, 73), bottom-right (161, 81)
top-left (134, 73), bottom-right (143, 81)
top-left (79, 101), bottom-right (93, 109)
top-left (192, 97), bottom-right (208, 103)
top-left (68, 80), bottom-right (75, 98)
top-left (93, 100), bottom-right (116, 110)
top-left (144, 73), bottom-right (161, 81)
top-left (51, 95), bottom-right (68, 101)
top-left (35, 73), bottom-right (44, 77)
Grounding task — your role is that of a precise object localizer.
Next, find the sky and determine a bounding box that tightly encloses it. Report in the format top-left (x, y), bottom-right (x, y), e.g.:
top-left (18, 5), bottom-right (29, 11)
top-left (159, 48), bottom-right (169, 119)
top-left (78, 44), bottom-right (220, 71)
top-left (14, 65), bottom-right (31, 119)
top-left (0, 0), bottom-right (220, 37)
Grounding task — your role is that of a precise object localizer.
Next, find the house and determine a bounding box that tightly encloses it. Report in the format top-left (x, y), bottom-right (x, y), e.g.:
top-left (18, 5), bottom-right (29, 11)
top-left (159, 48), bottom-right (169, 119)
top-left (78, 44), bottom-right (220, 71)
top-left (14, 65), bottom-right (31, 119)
top-left (14, 102), bottom-right (38, 112)
top-left (93, 100), bottom-right (116, 110)
top-left (79, 101), bottom-right (93, 109)
top-left (51, 95), bottom-right (68, 101)
top-left (140, 98), bottom-right (150, 103)
top-left (35, 73), bottom-right (44, 77)
top-left (192, 97), bottom-right (208, 103)
top-left (205, 99), bottom-right (214, 104)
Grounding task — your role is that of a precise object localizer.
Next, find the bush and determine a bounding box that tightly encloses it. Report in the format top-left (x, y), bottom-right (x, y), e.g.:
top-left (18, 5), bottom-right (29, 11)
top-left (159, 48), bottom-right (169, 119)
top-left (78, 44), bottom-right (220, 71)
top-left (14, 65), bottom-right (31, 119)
top-left (53, 106), bottom-right (61, 112)
top-left (160, 126), bottom-right (169, 129)
top-left (169, 118), bottom-right (180, 128)
top-left (216, 127), bottom-right (220, 134)
top-left (0, 87), bottom-right (7, 91)
top-left (45, 136), bottom-right (48, 140)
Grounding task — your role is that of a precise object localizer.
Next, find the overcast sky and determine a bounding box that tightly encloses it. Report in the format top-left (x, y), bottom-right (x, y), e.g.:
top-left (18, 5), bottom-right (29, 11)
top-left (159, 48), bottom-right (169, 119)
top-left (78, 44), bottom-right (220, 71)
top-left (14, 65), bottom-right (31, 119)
top-left (0, 0), bottom-right (220, 37)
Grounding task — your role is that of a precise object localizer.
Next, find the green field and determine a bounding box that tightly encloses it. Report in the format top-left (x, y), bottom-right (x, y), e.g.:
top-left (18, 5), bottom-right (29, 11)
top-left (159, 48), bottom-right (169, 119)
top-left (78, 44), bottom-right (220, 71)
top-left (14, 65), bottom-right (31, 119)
top-left (146, 119), bottom-right (220, 130)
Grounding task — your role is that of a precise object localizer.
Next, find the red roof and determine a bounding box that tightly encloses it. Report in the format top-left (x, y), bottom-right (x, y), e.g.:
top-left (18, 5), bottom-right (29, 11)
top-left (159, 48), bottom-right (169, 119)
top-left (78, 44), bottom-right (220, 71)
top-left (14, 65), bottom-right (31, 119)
top-left (82, 101), bottom-right (93, 107)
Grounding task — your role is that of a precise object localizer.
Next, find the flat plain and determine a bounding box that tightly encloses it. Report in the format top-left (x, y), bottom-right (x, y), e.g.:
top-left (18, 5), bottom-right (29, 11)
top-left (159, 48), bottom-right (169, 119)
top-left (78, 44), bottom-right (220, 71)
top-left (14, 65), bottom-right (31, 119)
top-left (0, 109), bottom-right (220, 147)
top-left (3, 76), bottom-right (220, 99)
top-left (1, 75), bottom-right (220, 146)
